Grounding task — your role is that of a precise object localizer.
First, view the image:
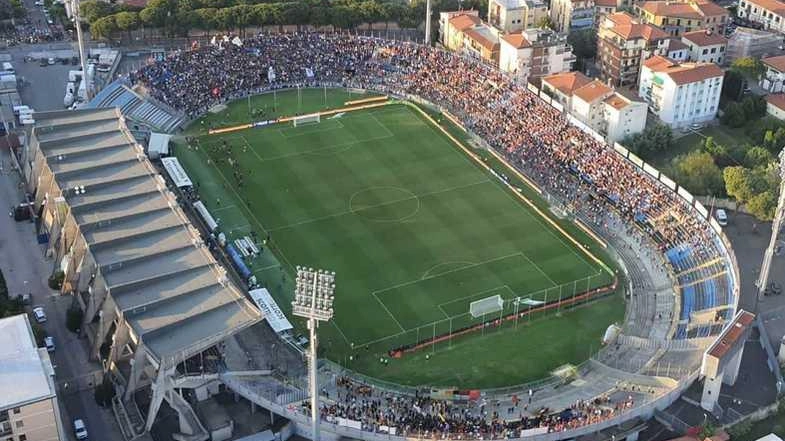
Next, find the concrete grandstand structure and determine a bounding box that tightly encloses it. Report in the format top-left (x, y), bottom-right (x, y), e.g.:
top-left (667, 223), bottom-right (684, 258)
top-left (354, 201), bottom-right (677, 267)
top-left (15, 34), bottom-right (750, 441)
top-left (21, 107), bottom-right (262, 439)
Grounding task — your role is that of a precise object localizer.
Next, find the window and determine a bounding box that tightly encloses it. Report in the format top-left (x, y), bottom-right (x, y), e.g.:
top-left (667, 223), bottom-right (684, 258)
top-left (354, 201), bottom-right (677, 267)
top-left (710, 47), bottom-right (716, 53)
top-left (720, 46), bottom-right (725, 52)
top-left (14, 421), bottom-right (22, 429)
top-left (11, 410), bottom-right (19, 415)
top-left (19, 436), bottom-right (26, 441)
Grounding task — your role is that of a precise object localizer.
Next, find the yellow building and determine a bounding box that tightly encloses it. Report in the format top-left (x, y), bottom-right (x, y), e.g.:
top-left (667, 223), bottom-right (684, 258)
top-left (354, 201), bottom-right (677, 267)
top-left (440, 11), bottom-right (483, 51)
top-left (636, 0), bottom-right (730, 36)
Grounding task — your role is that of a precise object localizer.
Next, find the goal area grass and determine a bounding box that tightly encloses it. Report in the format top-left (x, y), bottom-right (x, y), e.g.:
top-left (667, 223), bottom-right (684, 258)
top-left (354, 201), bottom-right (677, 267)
top-left (176, 88), bottom-right (625, 388)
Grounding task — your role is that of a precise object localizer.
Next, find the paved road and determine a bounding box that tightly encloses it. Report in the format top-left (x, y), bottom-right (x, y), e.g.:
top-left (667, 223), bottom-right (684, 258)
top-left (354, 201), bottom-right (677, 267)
top-left (0, 155), bottom-right (124, 441)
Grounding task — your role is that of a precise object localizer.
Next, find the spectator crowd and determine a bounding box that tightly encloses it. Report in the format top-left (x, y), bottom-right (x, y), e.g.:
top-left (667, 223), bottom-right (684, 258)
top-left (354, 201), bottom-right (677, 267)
top-left (131, 32), bottom-right (728, 438)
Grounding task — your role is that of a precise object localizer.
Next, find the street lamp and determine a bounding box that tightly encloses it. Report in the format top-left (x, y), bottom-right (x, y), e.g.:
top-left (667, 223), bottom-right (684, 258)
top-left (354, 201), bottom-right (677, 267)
top-left (292, 266), bottom-right (335, 441)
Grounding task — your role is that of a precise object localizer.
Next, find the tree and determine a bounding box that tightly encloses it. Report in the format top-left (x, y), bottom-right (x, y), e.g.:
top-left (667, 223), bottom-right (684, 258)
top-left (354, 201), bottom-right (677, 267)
top-left (79, 0), bottom-right (114, 24)
top-left (622, 123), bottom-right (673, 157)
top-left (90, 15), bottom-right (118, 39)
top-left (702, 136), bottom-right (733, 167)
top-left (567, 28), bottom-right (597, 72)
top-left (721, 69), bottom-right (744, 101)
top-left (731, 57), bottom-right (765, 80)
top-left (114, 11), bottom-right (140, 39)
top-left (724, 166), bottom-right (756, 203)
top-left (747, 190), bottom-right (777, 220)
top-left (537, 15), bottom-right (555, 30)
top-left (745, 145), bottom-right (775, 168)
top-left (670, 151), bottom-right (724, 196)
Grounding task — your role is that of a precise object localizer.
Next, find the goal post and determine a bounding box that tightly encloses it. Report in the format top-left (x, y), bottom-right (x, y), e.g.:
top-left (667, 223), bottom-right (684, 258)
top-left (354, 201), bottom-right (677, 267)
top-left (292, 113), bottom-right (321, 127)
top-left (469, 294), bottom-right (504, 318)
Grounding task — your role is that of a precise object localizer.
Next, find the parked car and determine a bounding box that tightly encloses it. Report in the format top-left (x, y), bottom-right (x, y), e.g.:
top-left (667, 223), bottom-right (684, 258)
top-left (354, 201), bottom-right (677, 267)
top-left (73, 419), bottom-right (88, 440)
top-left (15, 293), bottom-right (31, 305)
top-left (32, 306), bottom-right (47, 323)
top-left (715, 208), bottom-right (728, 227)
top-left (44, 336), bottom-right (55, 352)
top-left (47, 57), bottom-right (55, 65)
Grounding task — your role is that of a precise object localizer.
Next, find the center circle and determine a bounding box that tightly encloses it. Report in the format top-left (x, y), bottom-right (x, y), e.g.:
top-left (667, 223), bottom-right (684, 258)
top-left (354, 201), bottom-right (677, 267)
top-left (349, 186), bottom-right (420, 222)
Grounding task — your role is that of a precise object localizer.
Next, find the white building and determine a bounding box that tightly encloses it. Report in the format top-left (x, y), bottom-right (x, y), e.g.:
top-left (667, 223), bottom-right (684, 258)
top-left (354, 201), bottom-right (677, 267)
top-left (737, 0), bottom-right (785, 33)
top-left (488, 0), bottom-right (549, 32)
top-left (0, 314), bottom-right (66, 441)
top-left (499, 28), bottom-right (576, 83)
top-left (765, 93), bottom-right (785, 119)
top-left (681, 30), bottom-right (728, 64)
top-left (551, 0), bottom-right (596, 32)
top-left (761, 54), bottom-right (785, 92)
top-left (662, 38), bottom-right (691, 61)
top-left (639, 55), bottom-right (724, 127)
top-left (542, 71), bottom-right (647, 142)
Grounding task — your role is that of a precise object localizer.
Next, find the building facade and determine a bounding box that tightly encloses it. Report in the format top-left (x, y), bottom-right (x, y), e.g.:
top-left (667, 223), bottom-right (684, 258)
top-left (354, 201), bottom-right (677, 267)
top-left (551, 0), bottom-right (596, 32)
top-left (765, 93), bottom-right (785, 119)
top-left (639, 55), bottom-right (724, 126)
top-left (681, 29), bottom-right (728, 63)
top-left (637, 0), bottom-right (730, 36)
top-left (761, 54), bottom-right (785, 92)
top-left (0, 314), bottom-right (65, 441)
top-left (542, 71), bottom-right (647, 141)
top-left (499, 28), bottom-right (576, 83)
top-left (737, 0), bottom-right (785, 33)
top-left (439, 11), bottom-right (483, 51)
top-left (597, 12), bottom-right (670, 87)
top-left (488, 0), bottom-right (549, 32)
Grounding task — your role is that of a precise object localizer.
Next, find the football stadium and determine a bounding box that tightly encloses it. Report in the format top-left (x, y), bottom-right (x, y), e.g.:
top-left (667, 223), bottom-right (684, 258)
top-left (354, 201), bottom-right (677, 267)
top-left (53, 32), bottom-right (744, 440)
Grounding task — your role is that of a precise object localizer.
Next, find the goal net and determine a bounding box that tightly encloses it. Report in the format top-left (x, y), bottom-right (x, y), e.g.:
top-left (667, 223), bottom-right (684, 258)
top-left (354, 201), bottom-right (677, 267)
top-left (469, 294), bottom-right (504, 318)
top-left (292, 113), bottom-right (321, 127)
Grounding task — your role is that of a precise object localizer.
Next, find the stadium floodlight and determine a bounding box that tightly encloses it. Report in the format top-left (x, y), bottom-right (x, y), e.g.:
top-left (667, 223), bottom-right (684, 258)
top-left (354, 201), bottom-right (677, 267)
top-left (292, 266), bottom-right (335, 441)
top-left (755, 148), bottom-right (785, 311)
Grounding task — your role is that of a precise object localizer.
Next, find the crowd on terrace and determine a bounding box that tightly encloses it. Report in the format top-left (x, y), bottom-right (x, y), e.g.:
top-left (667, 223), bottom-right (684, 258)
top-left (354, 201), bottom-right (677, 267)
top-left (132, 33), bottom-right (722, 263)
top-left (131, 33), bottom-right (731, 435)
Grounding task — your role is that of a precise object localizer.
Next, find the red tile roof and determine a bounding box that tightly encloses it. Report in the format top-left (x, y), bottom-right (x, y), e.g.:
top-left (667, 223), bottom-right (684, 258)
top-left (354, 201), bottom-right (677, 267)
top-left (606, 12), bottom-right (669, 41)
top-left (573, 80), bottom-right (613, 102)
top-left (763, 54), bottom-right (785, 72)
top-left (501, 33), bottom-right (532, 49)
top-left (542, 71), bottom-right (593, 96)
top-left (643, 55), bottom-right (724, 84)
top-left (604, 93), bottom-right (631, 110)
top-left (449, 14), bottom-right (483, 31)
top-left (640, 1), bottom-right (702, 18)
top-left (595, 0), bottom-right (618, 7)
top-left (682, 29), bottom-right (728, 46)
top-left (747, 0), bottom-right (785, 14)
top-left (766, 93), bottom-right (785, 111)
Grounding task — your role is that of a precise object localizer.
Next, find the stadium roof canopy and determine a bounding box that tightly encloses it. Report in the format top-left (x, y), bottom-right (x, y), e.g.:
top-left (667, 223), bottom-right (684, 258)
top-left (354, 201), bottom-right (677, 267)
top-left (31, 108), bottom-right (262, 363)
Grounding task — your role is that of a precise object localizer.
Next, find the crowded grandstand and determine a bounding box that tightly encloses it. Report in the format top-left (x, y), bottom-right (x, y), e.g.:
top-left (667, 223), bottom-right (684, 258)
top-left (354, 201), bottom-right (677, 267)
top-left (126, 33), bottom-right (740, 439)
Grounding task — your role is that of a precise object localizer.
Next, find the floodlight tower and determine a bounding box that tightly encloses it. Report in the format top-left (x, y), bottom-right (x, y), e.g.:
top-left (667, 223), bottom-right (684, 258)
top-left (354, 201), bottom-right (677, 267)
top-left (755, 148), bottom-right (785, 312)
top-left (425, 0), bottom-right (432, 45)
top-left (292, 267), bottom-right (335, 441)
top-left (69, 0), bottom-right (91, 100)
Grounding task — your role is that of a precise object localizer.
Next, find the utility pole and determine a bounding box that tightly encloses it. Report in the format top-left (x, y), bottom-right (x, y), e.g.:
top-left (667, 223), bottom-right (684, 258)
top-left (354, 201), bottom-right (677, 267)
top-left (71, 0), bottom-right (91, 101)
top-left (425, 0), bottom-right (432, 46)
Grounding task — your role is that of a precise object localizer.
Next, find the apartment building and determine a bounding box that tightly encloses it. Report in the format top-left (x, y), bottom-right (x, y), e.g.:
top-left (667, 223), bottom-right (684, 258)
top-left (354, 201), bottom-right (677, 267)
top-left (639, 55), bottom-right (724, 126)
top-left (597, 12), bottom-right (670, 87)
top-left (439, 11), bottom-right (483, 51)
top-left (637, 0), bottom-right (730, 36)
top-left (662, 38), bottom-right (691, 59)
top-left (0, 314), bottom-right (65, 441)
top-left (681, 29), bottom-right (728, 63)
top-left (551, 0), bottom-right (596, 32)
top-left (737, 0), bottom-right (785, 33)
top-left (488, 0), bottom-right (549, 32)
top-left (761, 54), bottom-right (785, 92)
top-left (542, 71), bottom-right (647, 141)
top-left (499, 28), bottom-right (576, 83)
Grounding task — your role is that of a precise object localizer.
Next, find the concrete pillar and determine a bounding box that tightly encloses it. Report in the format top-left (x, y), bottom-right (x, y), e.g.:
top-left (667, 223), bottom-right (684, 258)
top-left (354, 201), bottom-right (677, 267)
top-left (250, 401), bottom-right (256, 415)
top-left (270, 409), bottom-right (274, 424)
top-left (701, 370), bottom-right (724, 412)
top-left (109, 320), bottom-right (130, 364)
top-left (723, 347), bottom-right (744, 386)
top-left (145, 366), bottom-right (174, 432)
top-left (124, 346), bottom-right (147, 402)
top-left (626, 430), bottom-right (640, 441)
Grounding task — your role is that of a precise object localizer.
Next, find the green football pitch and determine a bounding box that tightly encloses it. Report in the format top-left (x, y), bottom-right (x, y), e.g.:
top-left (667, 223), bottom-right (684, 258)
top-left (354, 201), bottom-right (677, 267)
top-left (176, 88), bottom-right (625, 388)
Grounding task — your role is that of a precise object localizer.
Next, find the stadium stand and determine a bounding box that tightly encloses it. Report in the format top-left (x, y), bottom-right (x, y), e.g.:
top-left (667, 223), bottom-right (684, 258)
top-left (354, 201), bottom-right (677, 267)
top-left (86, 78), bottom-right (185, 133)
top-left (123, 33), bottom-right (740, 440)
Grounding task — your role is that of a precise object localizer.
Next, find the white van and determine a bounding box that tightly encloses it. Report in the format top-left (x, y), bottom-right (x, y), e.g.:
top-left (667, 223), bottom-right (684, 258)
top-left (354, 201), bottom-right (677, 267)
top-left (1, 62), bottom-right (13, 74)
top-left (12, 105), bottom-right (29, 115)
top-left (715, 209), bottom-right (728, 227)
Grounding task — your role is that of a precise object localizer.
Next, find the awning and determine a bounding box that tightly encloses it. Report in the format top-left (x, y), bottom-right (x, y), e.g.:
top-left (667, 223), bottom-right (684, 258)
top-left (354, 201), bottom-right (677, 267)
top-left (161, 157), bottom-right (193, 188)
top-left (249, 288), bottom-right (293, 333)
